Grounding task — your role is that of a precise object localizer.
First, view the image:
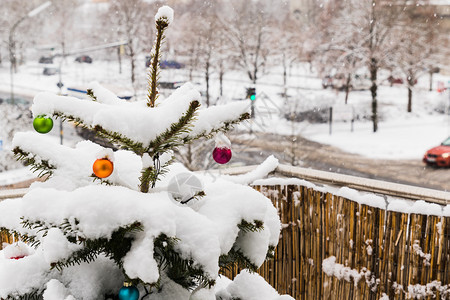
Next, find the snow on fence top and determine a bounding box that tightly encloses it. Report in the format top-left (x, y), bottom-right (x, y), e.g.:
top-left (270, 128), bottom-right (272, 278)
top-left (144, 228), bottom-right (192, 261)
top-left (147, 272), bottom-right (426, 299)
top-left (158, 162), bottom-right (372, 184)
top-left (252, 165), bottom-right (450, 217)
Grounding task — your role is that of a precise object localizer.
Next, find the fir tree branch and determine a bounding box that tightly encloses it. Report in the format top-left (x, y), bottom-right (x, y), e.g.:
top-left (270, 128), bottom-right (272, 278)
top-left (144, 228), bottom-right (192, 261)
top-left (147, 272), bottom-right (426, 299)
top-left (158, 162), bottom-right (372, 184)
top-left (91, 175), bottom-right (114, 185)
top-left (53, 111), bottom-right (145, 155)
top-left (147, 17), bottom-right (170, 107)
top-left (13, 147), bottom-right (55, 178)
top-left (1, 226), bottom-right (39, 249)
top-left (53, 111), bottom-right (86, 127)
top-left (184, 112), bottom-right (250, 144)
top-left (180, 191), bottom-right (205, 204)
top-left (219, 248), bottom-right (258, 273)
top-left (94, 125), bottom-right (146, 155)
top-left (20, 217), bottom-right (82, 248)
top-left (154, 234), bottom-right (215, 290)
top-left (139, 165), bottom-right (157, 193)
top-left (219, 220), bottom-right (267, 273)
top-left (140, 101), bottom-right (199, 192)
top-left (237, 219), bottom-right (264, 233)
top-left (266, 245), bottom-right (276, 260)
top-left (50, 221), bottom-right (143, 271)
top-left (4, 290), bottom-right (43, 300)
top-left (147, 100), bottom-right (200, 156)
top-left (139, 154), bottom-right (175, 193)
top-left (86, 89), bottom-right (98, 101)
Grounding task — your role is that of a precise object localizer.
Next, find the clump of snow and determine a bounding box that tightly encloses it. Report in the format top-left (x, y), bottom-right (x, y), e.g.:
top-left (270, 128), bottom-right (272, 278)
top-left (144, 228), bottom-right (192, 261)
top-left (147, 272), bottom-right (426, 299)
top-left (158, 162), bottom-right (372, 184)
top-left (216, 270), bottom-right (294, 300)
top-left (234, 227), bottom-right (271, 267)
top-left (187, 101), bottom-right (250, 138)
top-left (189, 288), bottom-right (215, 300)
top-left (155, 5), bottom-right (174, 25)
top-left (406, 281), bottom-right (450, 299)
top-left (2, 241), bottom-right (33, 259)
top-left (252, 177), bottom-right (318, 190)
top-left (412, 240), bottom-right (431, 266)
top-left (94, 147), bottom-right (114, 161)
top-left (365, 240), bottom-right (373, 256)
top-left (43, 279), bottom-right (74, 300)
top-left (87, 81), bottom-right (124, 105)
top-left (336, 187), bottom-right (386, 210)
top-left (379, 293), bottom-right (389, 300)
top-left (444, 205), bottom-right (450, 217)
top-left (222, 155), bottom-right (279, 185)
top-left (388, 199), bottom-right (443, 216)
top-left (322, 256), bottom-right (361, 286)
top-left (122, 234), bottom-right (159, 284)
top-left (409, 200), bottom-right (443, 216)
top-left (41, 228), bottom-right (81, 264)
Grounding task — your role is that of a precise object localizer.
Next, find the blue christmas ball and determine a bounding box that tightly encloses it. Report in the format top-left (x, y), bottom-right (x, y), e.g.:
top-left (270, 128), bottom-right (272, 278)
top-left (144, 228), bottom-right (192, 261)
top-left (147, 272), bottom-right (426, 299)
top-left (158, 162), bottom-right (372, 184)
top-left (118, 285), bottom-right (139, 300)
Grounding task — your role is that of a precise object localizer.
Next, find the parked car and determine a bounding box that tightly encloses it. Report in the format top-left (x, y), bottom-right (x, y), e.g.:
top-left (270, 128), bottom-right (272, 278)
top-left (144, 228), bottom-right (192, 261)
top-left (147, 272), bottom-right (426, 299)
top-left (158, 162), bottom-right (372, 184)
top-left (321, 75), bottom-right (333, 89)
top-left (387, 76), bottom-right (403, 85)
top-left (322, 74), bottom-right (371, 91)
top-left (423, 137), bottom-right (450, 167)
top-left (39, 56), bottom-right (53, 64)
top-left (159, 81), bottom-right (184, 89)
top-left (160, 60), bottom-right (184, 69)
top-left (0, 97), bottom-right (30, 106)
top-left (43, 66), bottom-right (59, 76)
top-left (387, 76), bottom-right (417, 86)
top-left (75, 55), bottom-right (93, 63)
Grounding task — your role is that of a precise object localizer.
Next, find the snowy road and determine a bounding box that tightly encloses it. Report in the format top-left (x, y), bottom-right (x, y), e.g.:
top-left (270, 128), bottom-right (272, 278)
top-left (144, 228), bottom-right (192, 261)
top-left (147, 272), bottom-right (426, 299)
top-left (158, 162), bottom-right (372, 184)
top-left (230, 132), bottom-right (450, 192)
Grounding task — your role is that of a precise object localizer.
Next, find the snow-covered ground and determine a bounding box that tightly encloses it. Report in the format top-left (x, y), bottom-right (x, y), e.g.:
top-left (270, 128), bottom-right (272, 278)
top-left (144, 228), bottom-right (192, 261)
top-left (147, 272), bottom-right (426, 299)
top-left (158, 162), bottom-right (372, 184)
top-left (250, 83), bottom-right (450, 160)
top-left (0, 57), bottom-right (449, 183)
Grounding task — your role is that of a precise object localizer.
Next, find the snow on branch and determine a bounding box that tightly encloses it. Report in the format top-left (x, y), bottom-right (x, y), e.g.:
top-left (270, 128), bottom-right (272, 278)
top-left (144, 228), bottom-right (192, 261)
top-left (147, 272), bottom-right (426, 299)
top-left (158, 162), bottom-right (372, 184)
top-left (222, 155), bottom-right (279, 185)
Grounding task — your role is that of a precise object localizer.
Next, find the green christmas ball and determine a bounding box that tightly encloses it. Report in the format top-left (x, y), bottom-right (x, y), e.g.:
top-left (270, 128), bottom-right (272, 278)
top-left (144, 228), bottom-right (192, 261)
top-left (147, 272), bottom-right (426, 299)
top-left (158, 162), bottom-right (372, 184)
top-left (33, 115), bottom-right (53, 134)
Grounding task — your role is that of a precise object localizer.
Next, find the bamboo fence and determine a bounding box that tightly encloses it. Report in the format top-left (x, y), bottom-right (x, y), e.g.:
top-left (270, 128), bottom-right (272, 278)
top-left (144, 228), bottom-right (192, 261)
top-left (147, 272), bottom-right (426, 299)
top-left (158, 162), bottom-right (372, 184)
top-left (221, 185), bottom-right (450, 300)
top-left (1, 184), bottom-right (449, 299)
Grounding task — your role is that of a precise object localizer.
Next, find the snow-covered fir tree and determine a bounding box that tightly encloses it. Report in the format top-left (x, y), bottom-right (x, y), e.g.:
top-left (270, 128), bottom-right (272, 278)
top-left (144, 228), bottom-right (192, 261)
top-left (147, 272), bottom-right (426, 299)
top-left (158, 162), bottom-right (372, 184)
top-left (0, 6), bottom-right (293, 300)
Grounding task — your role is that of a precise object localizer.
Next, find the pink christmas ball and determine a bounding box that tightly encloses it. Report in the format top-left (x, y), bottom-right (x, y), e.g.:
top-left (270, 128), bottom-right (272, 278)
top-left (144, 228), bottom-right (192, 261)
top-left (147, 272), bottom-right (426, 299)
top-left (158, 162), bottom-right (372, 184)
top-left (213, 147), bottom-right (232, 164)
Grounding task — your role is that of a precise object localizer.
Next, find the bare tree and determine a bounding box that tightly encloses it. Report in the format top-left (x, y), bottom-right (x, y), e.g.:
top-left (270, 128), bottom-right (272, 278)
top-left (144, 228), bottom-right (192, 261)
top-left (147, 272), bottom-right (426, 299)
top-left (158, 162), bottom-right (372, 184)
top-left (1, 0), bottom-right (48, 73)
top-left (317, 0), bottom-right (406, 132)
top-left (391, 4), bottom-right (444, 112)
top-left (44, 0), bottom-right (78, 57)
top-left (106, 0), bottom-right (155, 89)
top-left (270, 12), bottom-right (304, 99)
top-left (313, 2), bottom-right (368, 105)
top-left (219, 0), bottom-right (273, 85)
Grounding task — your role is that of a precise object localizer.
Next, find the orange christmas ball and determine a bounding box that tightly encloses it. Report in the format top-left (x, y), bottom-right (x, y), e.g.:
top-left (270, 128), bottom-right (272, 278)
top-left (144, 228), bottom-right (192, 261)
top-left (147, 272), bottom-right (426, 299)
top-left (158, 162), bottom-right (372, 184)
top-left (93, 158), bottom-right (114, 178)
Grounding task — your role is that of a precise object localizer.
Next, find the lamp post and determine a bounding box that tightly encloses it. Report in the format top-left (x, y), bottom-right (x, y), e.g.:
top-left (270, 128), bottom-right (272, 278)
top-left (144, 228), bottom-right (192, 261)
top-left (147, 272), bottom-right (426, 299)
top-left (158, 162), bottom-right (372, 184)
top-left (9, 1), bottom-right (51, 104)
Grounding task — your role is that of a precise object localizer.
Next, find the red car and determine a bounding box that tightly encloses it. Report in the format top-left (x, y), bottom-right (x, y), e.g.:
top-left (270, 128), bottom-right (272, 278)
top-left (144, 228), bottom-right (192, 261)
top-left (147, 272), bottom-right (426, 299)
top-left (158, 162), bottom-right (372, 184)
top-left (423, 137), bottom-right (450, 167)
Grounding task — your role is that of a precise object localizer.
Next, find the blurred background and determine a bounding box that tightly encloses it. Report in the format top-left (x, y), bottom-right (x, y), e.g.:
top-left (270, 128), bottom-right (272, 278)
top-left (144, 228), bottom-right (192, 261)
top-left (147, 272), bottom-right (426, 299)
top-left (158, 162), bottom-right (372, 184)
top-left (0, 0), bottom-right (449, 190)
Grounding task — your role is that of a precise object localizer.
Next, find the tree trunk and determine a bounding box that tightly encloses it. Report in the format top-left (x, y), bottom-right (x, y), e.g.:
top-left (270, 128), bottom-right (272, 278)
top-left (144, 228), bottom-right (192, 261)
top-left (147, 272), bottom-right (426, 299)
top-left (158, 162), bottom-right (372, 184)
top-left (407, 72), bottom-right (415, 113)
top-left (187, 143), bottom-right (193, 170)
top-left (9, 38), bottom-right (17, 73)
top-left (219, 70), bottom-right (224, 97)
top-left (205, 60), bottom-right (210, 107)
top-left (370, 58), bottom-right (378, 132)
top-left (344, 73), bottom-right (351, 104)
top-left (128, 45), bottom-right (136, 86)
top-left (283, 54), bottom-right (287, 97)
top-left (429, 71), bottom-right (433, 92)
top-left (407, 86), bottom-right (412, 112)
top-left (118, 47), bottom-right (122, 74)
